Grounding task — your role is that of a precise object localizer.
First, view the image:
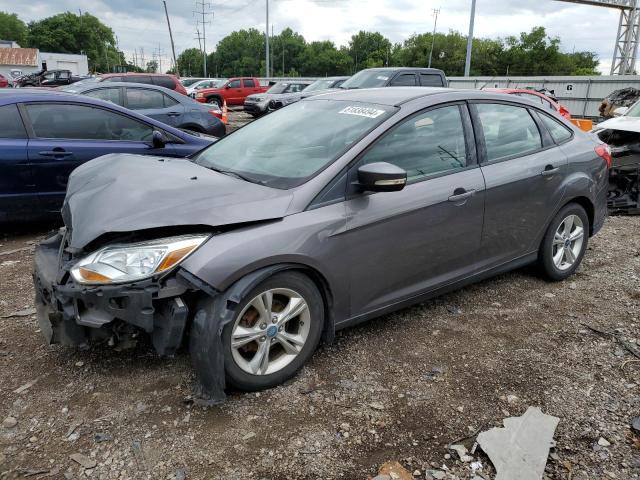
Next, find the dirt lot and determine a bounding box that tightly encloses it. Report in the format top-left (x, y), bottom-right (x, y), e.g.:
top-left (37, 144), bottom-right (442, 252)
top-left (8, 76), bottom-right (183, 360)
top-left (1, 112), bottom-right (639, 480)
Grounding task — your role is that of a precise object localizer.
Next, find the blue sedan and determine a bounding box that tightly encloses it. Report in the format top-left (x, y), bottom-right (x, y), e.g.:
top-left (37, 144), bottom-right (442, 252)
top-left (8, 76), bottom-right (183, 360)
top-left (0, 89), bottom-right (215, 221)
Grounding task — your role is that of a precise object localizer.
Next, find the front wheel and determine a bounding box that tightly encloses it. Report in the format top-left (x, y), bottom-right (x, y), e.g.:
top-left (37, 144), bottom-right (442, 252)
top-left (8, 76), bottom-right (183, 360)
top-left (221, 271), bottom-right (324, 391)
top-left (538, 203), bottom-right (589, 281)
top-left (206, 97), bottom-right (221, 108)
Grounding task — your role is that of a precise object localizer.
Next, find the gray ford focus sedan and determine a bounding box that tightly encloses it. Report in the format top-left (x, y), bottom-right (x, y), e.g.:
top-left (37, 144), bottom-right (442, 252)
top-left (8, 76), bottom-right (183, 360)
top-left (34, 87), bottom-right (609, 403)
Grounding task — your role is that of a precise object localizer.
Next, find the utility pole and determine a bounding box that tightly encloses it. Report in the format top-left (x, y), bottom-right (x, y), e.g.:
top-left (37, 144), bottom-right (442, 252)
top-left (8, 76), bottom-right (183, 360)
top-left (265, 0), bottom-right (270, 78)
top-left (464, 0), bottom-right (476, 77)
top-left (194, 1), bottom-right (213, 77)
top-left (428, 8), bottom-right (440, 68)
top-left (163, 0), bottom-right (179, 76)
top-left (271, 24), bottom-right (274, 76)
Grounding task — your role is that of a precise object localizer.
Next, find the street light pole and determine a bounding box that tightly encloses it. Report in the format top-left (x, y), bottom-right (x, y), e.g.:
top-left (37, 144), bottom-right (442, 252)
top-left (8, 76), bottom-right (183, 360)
top-left (464, 0), bottom-right (476, 77)
top-left (265, 0), bottom-right (270, 78)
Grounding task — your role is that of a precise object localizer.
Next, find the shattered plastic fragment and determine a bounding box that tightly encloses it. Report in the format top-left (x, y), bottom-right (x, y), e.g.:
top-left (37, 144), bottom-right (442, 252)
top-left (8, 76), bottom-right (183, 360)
top-left (477, 406), bottom-right (560, 480)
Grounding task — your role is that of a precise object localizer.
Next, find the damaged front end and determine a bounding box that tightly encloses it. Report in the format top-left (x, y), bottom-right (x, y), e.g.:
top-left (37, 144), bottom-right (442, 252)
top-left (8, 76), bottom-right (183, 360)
top-left (33, 229), bottom-right (199, 357)
top-left (596, 127), bottom-right (640, 215)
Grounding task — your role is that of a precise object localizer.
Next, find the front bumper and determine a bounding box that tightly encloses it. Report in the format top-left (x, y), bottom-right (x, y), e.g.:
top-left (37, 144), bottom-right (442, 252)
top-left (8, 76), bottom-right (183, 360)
top-left (243, 102), bottom-right (268, 114)
top-left (33, 232), bottom-right (191, 356)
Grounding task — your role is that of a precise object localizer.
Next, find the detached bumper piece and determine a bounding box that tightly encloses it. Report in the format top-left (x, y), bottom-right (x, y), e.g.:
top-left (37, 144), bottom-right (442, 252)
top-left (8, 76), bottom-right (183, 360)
top-left (33, 232), bottom-right (190, 357)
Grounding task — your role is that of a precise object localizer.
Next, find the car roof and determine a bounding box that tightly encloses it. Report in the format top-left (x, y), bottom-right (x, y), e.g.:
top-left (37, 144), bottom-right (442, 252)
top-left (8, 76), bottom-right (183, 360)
top-left (359, 67), bottom-right (444, 73)
top-left (305, 86), bottom-right (543, 108)
top-left (68, 81), bottom-right (180, 94)
top-left (100, 73), bottom-right (176, 78)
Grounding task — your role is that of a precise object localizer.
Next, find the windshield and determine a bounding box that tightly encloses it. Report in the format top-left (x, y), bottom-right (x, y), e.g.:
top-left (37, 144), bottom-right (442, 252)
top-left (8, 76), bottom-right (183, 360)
top-left (267, 82), bottom-right (293, 94)
top-left (305, 79), bottom-right (340, 92)
top-left (181, 78), bottom-right (205, 86)
top-left (59, 78), bottom-right (97, 92)
top-left (340, 70), bottom-right (394, 89)
top-left (626, 101), bottom-right (640, 117)
top-left (194, 99), bottom-right (396, 189)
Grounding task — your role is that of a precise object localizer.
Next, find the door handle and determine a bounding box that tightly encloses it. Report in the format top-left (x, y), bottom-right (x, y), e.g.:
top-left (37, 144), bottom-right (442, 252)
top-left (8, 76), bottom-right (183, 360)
top-left (167, 112), bottom-right (181, 117)
top-left (448, 188), bottom-right (476, 202)
top-left (541, 165), bottom-right (560, 176)
top-left (39, 150), bottom-right (73, 158)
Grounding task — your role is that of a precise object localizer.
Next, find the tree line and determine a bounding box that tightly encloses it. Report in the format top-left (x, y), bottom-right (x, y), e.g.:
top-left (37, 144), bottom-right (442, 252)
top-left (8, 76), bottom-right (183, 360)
top-left (0, 10), bottom-right (599, 78)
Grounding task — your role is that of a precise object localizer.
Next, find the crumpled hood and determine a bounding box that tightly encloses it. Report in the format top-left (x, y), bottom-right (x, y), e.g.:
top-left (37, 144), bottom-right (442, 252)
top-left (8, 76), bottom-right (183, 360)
top-left (63, 154), bottom-right (294, 249)
top-left (596, 116), bottom-right (640, 133)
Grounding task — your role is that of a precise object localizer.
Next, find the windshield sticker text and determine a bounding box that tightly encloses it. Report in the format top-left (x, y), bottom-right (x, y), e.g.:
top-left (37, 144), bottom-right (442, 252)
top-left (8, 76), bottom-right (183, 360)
top-left (339, 106), bottom-right (385, 119)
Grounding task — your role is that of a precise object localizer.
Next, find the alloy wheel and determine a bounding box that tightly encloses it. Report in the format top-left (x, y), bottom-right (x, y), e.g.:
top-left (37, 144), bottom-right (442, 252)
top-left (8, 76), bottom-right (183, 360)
top-left (230, 288), bottom-right (311, 376)
top-left (552, 214), bottom-right (584, 271)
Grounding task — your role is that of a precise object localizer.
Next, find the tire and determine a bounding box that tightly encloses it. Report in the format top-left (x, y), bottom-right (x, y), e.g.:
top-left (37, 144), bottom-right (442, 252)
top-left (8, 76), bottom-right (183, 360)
top-left (206, 97), bottom-right (221, 108)
top-left (538, 203), bottom-right (589, 281)
top-left (220, 271), bottom-right (324, 391)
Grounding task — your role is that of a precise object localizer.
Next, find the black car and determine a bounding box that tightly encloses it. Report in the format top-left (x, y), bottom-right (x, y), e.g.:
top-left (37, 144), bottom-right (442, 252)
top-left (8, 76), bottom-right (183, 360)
top-left (16, 70), bottom-right (83, 88)
top-left (340, 67), bottom-right (448, 89)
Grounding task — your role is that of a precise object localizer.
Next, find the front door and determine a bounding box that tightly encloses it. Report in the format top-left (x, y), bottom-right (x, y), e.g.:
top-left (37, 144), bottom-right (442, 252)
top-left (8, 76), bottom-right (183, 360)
top-left (22, 102), bottom-right (172, 214)
top-left (225, 79), bottom-right (243, 105)
top-left (471, 102), bottom-right (568, 269)
top-left (345, 104), bottom-right (485, 316)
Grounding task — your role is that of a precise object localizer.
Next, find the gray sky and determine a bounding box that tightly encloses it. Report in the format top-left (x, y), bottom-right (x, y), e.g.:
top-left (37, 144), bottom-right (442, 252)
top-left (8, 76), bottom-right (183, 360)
top-left (2, 0), bottom-right (620, 73)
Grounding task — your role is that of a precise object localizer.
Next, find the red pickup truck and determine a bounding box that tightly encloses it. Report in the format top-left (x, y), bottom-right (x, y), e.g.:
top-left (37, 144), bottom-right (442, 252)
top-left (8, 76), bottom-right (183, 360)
top-left (194, 77), bottom-right (268, 107)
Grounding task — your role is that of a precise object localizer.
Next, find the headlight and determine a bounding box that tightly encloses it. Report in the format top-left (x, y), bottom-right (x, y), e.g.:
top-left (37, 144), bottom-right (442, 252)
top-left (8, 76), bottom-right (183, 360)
top-left (70, 235), bottom-right (208, 285)
top-left (196, 92), bottom-right (204, 98)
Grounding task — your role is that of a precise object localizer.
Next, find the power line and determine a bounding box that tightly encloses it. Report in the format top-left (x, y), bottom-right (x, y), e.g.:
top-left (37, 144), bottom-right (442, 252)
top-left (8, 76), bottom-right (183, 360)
top-left (194, 1), bottom-right (213, 77)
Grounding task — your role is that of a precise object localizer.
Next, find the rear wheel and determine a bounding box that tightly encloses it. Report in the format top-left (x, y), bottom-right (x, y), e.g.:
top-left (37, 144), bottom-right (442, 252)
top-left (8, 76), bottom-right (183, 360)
top-left (538, 203), bottom-right (589, 281)
top-left (222, 271), bottom-right (324, 391)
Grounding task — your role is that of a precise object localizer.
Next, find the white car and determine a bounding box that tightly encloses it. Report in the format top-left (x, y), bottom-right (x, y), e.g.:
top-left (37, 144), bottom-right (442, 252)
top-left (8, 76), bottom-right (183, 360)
top-left (186, 79), bottom-right (224, 97)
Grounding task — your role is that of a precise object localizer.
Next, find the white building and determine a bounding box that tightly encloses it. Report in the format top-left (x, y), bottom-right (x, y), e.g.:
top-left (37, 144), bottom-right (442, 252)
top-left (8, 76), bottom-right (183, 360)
top-left (0, 42), bottom-right (89, 80)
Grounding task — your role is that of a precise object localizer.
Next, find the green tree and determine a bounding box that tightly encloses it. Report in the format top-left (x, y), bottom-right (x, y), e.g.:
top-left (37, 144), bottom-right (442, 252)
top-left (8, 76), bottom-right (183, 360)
top-left (26, 12), bottom-right (124, 73)
top-left (215, 28), bottom-right (264, 77)
top-left (270, 28), bottom-right (307, 76)
top-left (146, 60), bottom-right (158, 73)
top-left (299, 40), bottom-right (351, 76)
top-left (177, 48), bottom-right (205, 77)
top-left (348, 31), bottom-right (393, 72)
top-left (0, 12), bottom-right (27, 45)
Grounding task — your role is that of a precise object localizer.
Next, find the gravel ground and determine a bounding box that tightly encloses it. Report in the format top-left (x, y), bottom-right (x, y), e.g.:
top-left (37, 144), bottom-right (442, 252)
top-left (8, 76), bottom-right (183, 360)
top-left (1, 112), bottom-right (639, 479)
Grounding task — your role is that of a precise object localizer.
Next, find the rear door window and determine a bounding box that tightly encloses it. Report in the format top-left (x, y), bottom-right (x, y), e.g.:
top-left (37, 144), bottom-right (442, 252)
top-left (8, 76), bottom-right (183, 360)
top-left (102, 76), bottom-right (122, 82)
top-left (0, 104), bottom-right (27, 138)
top-left (538, 112), bottom-right (573, 144)
top-left (84, 88), bottom-right (121, 105)
top-left (475, 103), bottom-right (543, 163)
top-left (420, 74), bottom-right (444, 87)
top-left (152, 76), bottom-right (176, 90)
top-left (125, 88), bottom-right (166, 109)
top-left (243, 79), bottom-right (256, 88)
top-left (390, 74), bottom-right (417, 86)
top-left (24, 103), bottom-right (154, 141)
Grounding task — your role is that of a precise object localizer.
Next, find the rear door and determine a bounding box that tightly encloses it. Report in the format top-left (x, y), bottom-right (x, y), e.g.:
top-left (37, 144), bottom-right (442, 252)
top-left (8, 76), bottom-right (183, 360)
top-left (345, 103), bottom-right (485, 315)
top-left (243, 78), bottom-right (262, 95)
top-left (22, 102), bottom-right (173, 213)
top-left (83, 87), bottom-right (124, 106)
top-left (470, 101), bottom-right (568, 269)
top-left (0, 104), bottom-right (35, 220)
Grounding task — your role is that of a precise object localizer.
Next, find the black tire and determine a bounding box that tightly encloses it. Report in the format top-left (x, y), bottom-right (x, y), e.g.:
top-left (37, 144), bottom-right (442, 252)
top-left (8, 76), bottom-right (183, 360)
top-left (221, 271), bottom-right (324, 391)
top-left (538, 203), bottom-right (589, 281)
top-left (206, 97), bottom-right (221, 107)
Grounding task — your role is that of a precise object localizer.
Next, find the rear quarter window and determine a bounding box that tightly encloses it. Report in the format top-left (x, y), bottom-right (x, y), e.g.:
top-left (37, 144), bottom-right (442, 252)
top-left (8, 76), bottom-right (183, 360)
top-left (538, 112), bottom-right (573, 144)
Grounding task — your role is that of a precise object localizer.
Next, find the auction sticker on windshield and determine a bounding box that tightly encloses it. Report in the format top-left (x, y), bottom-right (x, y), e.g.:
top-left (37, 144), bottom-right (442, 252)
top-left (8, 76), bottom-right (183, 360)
top-left (339, 106), bottom-right (386, 119)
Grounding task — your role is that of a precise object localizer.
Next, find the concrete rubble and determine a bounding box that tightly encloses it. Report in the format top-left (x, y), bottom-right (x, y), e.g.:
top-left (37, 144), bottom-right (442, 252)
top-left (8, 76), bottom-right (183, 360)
top-left (477, 406), bottom-right (559, 480)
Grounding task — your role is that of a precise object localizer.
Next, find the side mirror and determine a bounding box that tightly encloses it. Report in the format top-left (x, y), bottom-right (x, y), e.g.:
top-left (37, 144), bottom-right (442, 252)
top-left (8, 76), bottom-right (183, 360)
top-left (613, 106), bottom-right (629, 117)
top-left (225, 84), bottom-right (231, 89)
top-left (152, 130), bottom-right (167, 148)
top-left (357, 162), bottom-right (407, 192)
